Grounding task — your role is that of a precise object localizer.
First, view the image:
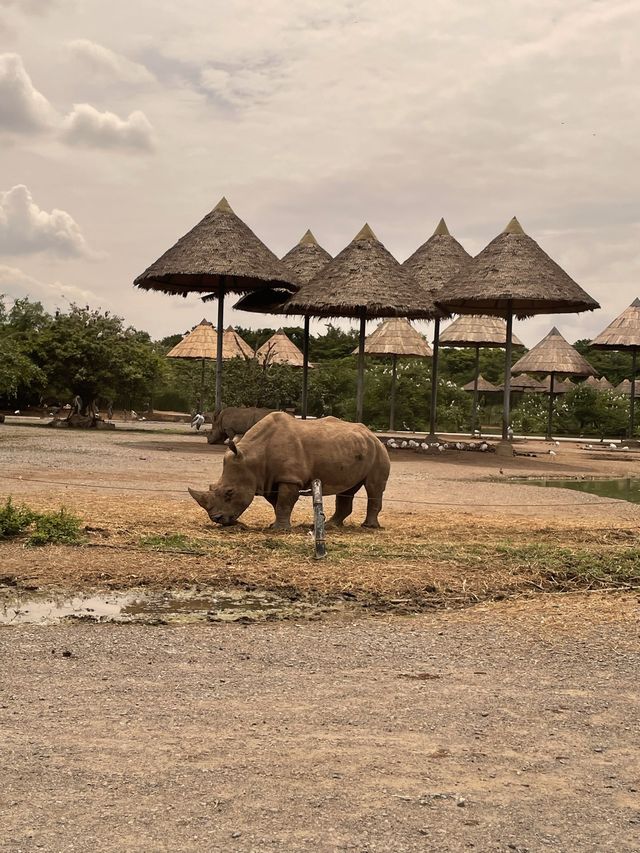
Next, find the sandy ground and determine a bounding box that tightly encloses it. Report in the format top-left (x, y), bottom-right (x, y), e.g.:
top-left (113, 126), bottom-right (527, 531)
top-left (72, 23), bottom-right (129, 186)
top-left (1, 424), bottom-right (640, 851)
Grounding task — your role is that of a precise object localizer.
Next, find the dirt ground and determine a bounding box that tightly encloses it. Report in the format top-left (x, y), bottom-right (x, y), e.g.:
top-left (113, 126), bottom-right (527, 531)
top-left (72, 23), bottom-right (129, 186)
top-left (1, 423), bottom-right (640, 851)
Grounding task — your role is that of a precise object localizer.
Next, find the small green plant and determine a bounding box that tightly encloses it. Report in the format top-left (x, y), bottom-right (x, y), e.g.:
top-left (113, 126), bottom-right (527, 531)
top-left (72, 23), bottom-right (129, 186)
top-left (0, 497), bottom-right (36, 540)
top-left (139, 533), bottom-right (204, 553)
top-left (27, 508), bottom-right (84, 546)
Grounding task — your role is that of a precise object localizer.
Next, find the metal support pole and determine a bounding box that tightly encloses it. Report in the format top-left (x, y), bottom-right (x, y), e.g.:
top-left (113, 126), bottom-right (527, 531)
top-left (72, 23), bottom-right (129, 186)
top-left (630, 349), bottom-right (637, 439)
top-left (215, 283), bottom-right (225, 413)
top-left (502, 305), bottom-right (513, 441)
top-left (301, 316), bottom-right (310, 419)
top-left (546, 372), bottom-right (555, 440)
top-left (389, 354), bottom-right (397, 432)
top-left (200, 357), bottom-right (206, 412)
top-left (471, 346), bottom-right (480, 436)
top-left (311, 478), bottom-right (326, 559)
top-left (355, 313), bottom-right (366, 423)
top-left (429, 317), bottom-right (440, 437)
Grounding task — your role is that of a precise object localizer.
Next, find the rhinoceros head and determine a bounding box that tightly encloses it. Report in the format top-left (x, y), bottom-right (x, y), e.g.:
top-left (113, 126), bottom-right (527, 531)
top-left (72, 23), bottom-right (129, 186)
top-left (188, 440), bottom-right (254, 525)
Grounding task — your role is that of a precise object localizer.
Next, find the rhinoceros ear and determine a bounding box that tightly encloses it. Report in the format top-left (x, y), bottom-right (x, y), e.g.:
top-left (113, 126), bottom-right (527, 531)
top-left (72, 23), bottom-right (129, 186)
top-left (188, 487), bottom-right (213, 509)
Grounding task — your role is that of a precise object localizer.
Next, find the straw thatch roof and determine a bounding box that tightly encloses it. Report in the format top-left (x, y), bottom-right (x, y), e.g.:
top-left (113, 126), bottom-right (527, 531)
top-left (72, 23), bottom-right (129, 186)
top-left (597, 376), bottom-right (614, 391)
top-left (358, 318), bottom-right (432, 357)
top-left (167, 319), bottom-right (217, 359)
top-left (402, 219), bottom-right (471, 305)
top-left (510, 374), bottom-right (546, 392)
top-left (590, 298), bottom-right (640, 350)
top-left (583, 375), bottom-right (602, 390)
top-left (283, 224), bottom-right (438, 320)
top-left (256, 329), bottom-right (305, 367)
top-left (615, 379), bottom-right (640, 397)
top-left (462, 374), bottom-right (500, 393)
top-left (134, 197), bottom-right (298, 298)
top-left (223, 326), bottom-right (254, 359)
top-left (437, 217), bottom-right (600, 319)
top-left (439, 314), bottom-right (524, 348)
top-left (540, 375), bottom-right (574, 393)
top-left (511, 327), bottom-right (596, 376)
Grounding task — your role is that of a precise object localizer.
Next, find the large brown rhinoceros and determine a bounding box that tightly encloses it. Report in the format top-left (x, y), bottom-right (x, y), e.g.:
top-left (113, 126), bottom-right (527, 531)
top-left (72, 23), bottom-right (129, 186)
top-left (189, 412), bottom-right (390, 530)
top-left (206, 406), bottom-right (278, 444)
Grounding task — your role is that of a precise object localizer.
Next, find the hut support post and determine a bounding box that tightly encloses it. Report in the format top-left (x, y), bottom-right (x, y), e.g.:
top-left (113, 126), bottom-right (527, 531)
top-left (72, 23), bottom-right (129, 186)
top-left (471, 346), bottom-right (480, 436)
top-left (502, 305), bottom-right (513, 442)
top-left (389, 354), bottom-right (398, 432)
top-left (356, 313), bottom-right (366, 423)
top-left (546, 372), bottom-right (555, 440)
top-left (215, 284), bottom-right (225, 413)
top-left (429, 317), bottom-right (440, 438)
top-left (200, 357), bottom-right (206, 412)
top-left (301, 316), bottom-right (310, 419)
top-left (630, 348), bottom-right (637, 439)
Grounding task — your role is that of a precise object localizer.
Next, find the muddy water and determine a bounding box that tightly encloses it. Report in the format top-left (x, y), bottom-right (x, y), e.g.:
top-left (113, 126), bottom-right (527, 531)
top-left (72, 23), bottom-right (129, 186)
top-left (526, 477), bottom-right (640, 504)
top-left (0, 588), bottom-right (339, 626)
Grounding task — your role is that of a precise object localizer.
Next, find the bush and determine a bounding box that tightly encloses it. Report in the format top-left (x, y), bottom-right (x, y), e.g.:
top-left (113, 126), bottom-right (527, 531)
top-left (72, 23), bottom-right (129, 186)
top-left (0, 497), bottom-right (36, 540)
top-left (27, 508), bottom-right (84, 546)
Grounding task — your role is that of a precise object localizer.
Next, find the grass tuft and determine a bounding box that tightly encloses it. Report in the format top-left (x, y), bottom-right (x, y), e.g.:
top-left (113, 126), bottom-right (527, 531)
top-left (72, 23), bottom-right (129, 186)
top-left (27, 508), bottom-right (85, 547)
top-left (139, 533), bottom-right (205, 553)
top-left (0, 497), bottom-right (37, 540)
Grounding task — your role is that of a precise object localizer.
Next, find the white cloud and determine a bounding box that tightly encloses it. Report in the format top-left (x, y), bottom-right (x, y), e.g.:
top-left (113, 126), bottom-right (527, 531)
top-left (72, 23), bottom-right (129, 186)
top-left (0, 52), bottom-right (55, 132)
top-left (0, 264), bottom-right (105, 309)
top-left (0, 0), bottom-right (59, 12)
top-left (68, 39), bottom-right (154, 85)
top-left (0, 185), bottom-right (95, 258)
top-left (61, 103), bottom-right (155, 151)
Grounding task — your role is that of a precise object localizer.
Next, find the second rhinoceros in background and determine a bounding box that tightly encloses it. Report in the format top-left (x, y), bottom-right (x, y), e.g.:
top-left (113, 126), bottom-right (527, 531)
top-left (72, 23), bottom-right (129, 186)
top-left (206, 406), bottom-right (280, 444)
top-left (190, 412), bottom-right (390, 530)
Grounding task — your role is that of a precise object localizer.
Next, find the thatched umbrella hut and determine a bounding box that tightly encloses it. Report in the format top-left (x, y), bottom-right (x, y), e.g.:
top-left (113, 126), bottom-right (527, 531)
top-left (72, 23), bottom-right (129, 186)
top-left (437, 217), bottom-right (599, 447)
top-left (540, 375), bottom-right (574, 394)
top-left (509, 374), bottom-right (547, 393)
top-left (283, 224), bottom-right (438, 422)
top-left (591, 298), bottom-right (640, 438)
top-left (134, 197), bottom-right (298, 411)
top-left (597, 376), bottom-right (614, 391)
top-left (256, 329), bottom-right (305, 367)
top-left (402, 219), bottom-right (471, 436)
top-left (463, 374), bottom-right (499, 393)
top-left (235, 230), bottom-right (332, 417)
top-left (223, 326), bottom-right (254, 360)
top-left (358, 317), bottom-right (432, 430)
top-left (439, 315), bottom-right (523, 435)
top-left (512, 327), bottom-right (596, 438)
top-left (615, 379), bottom-right (640, 397)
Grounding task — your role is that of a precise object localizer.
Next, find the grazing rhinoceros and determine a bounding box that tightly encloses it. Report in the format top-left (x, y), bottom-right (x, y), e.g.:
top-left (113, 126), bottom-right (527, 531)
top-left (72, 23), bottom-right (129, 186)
top-left (189, 412), bottom-right (390, 530)
top-left (206, 406), bottom-right (279, 444)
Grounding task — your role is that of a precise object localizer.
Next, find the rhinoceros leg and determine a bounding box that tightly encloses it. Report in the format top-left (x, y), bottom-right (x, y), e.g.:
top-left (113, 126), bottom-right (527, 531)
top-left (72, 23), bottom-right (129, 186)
top-left (362, 477), bottom-right (384, 529)
top-left (271, 483), bottom-right (299, 531)
top-left (327, 482), bottom-right (362, 527)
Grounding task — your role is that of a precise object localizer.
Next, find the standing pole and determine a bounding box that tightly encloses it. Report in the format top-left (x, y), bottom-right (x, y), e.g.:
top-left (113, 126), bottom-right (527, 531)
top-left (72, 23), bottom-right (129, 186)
top-left (429, 317), bottom-right (440, 437)
top-left (389, 354), bottom-right (398, 432)
top-left (215, 283), bottom-right (225, 413)
top-left (301, 316), bottom-right (310, 419)
top-left (630, 348), bottom-right (637, 439)
top-left (471, 345), bottom-right (480, 436)
top-left (311, 478), bottom-right (326, 559)
top-left (355, 313), bottom-right (366, 423)
top-left (502, 304), bottom-right (513, 441)
top-left (546, 372), bottom-right (555, 440)
top-left (200, 357), bottom-right (206, 412)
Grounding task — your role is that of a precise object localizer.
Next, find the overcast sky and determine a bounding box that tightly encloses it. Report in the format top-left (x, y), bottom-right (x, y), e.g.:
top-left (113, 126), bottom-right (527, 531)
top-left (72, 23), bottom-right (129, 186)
top-left (1, 0), bottom-right (638, 347)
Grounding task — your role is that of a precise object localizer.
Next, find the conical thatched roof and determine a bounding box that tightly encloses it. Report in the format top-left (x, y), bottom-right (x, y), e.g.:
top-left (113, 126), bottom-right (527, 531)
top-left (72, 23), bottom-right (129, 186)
top-left (223, 326), bottom-right (254, 359)
top-left (283, 224), bottom-right (438, 320)
top-left (597, 376), bottom-right (614, 390)
top-left (358, 318), bottom-right (432, 357)
top-left (510, 374), bottom-right (547, 392)
top-left (167, 319), bottom-right (217, 359)
top-left (540, 375), bottom-right (574, 393)
top-left (402, 219), bottom-right (471, 305)
top-left (256, 329), bottom-right (305, 367)
top-left (134, 197), bottom-right (298, 298)
top-left (583, 375), bottom-right (602, 389)
top-left (615, 379), bottom-right (640, 397)
top-left (437, 217), bottom-right (600, 319)
top-left (590, 298), bottom-right (640, 350)
top-left (511, 327), bottom-right (596, 376)
top-left (439, 314), bottom-right (524, 348)
top-left (462, 374), bottom-right (500, 392)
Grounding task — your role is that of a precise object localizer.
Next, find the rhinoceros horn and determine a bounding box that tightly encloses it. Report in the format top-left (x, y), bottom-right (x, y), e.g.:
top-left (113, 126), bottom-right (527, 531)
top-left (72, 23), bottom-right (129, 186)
top-left (188, 487), bottom-right (213, 509)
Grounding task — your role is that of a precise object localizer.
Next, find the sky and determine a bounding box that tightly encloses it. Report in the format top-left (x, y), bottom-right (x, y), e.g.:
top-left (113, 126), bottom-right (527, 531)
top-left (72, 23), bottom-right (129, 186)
top-left (1, 0), bottom-right (639, 347)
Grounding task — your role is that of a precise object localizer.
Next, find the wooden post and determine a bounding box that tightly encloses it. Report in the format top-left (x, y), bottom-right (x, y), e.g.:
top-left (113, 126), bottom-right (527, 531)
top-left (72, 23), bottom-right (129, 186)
top-left (311, 478), bottom-right (326, 559)
top-left (301, 316), bottom-right (310, 419)
top-left (546, 371), bottom-right (555, 440)
top-left (355, 313), bottom-right (366, 423)
top-left (200, 357), bottom-right (206, 412)
top-left (215, 283), bottom-right (225, 413)
top-left (429, 317), bottom-right (440, 437)
top-left (471, 345), bottom-right (480, 436)
top-left (630, 348), bottom-right (637, 439)
top-left (389, 354), bottom-right (397, 432)
top-left (502, 305), bottom-right (513, 441)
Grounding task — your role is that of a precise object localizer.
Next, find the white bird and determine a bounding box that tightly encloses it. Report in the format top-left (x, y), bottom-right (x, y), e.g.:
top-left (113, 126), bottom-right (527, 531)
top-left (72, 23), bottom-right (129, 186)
top-left (420, 442), bottom-right (429, 450)
top-left (480, 443), bottom-right (489, 452)
top-left (191, 413), bottom-right (206, 430)
top-left (400, 441), bottom-right (408, 448)
top-left (438, 445), bottom-right (445, 452)
top-left (549, 450), bottom-right (556, 457)
top-left (408, 439), bottom-right (418, 448)
top-left (456, 442), bottom-right (464, 451)
top-left (586, 444), bottom-right (593, 450)
top-left (554, 440), bottom-right (560, 446)
top-left (622, 446), bottom-right (630, 451)
top-left (609, 443), bottom-right (617, 450)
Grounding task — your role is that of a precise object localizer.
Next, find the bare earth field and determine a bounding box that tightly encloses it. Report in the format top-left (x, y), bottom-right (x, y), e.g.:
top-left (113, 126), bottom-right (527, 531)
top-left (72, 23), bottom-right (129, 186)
top-left (1, 423), bottom-right (639, 852)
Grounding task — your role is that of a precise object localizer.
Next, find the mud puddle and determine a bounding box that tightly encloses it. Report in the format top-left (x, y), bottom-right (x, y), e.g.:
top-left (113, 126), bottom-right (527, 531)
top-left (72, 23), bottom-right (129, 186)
top-left (0, 587), bottom-right (340, 626)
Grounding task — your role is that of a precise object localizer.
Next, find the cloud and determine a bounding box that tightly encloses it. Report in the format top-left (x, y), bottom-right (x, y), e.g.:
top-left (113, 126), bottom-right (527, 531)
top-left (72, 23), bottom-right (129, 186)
top-left (0, 264), bottom-right (105, 309)
top-left (61, 103), bottom-right (155, 151)
top-left (0, 185), bottom-right (95, 258)
top-left (0, 0), bottom-right (59, 12)
top-left (0, 52), bottom-right (55, 132)
top-left (68, 39), bottom-right (154, 85)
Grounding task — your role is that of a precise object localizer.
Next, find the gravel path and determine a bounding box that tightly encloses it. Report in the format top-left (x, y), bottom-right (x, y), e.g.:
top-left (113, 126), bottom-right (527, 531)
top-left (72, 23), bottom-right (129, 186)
top-left (2, 597), bottom-right (639, 853)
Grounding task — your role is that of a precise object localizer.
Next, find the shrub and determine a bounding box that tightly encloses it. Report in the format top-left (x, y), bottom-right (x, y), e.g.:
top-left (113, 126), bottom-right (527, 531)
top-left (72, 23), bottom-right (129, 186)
top-left (0, 497), bottom-right (36, 540)
top-left (27, 508), bottom-right (84, 546)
